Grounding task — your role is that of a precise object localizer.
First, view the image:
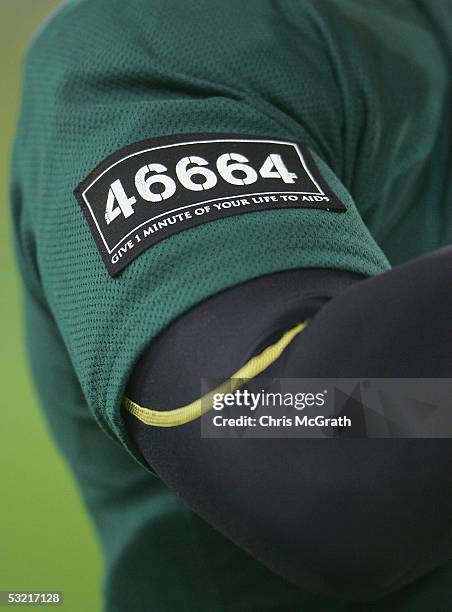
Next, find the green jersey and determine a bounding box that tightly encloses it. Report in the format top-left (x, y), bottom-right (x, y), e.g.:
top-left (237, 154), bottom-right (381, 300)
top-left (11, 0), bottom-right (451, 610)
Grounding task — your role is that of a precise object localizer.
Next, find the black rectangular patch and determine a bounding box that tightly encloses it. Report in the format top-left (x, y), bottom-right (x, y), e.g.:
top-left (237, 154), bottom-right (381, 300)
top-left (74, 133), bottom-right (346, 276)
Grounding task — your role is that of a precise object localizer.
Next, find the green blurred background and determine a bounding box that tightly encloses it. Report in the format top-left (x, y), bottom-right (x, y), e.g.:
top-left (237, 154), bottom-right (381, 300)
top-left (0, 2), bottom-right (102, 610)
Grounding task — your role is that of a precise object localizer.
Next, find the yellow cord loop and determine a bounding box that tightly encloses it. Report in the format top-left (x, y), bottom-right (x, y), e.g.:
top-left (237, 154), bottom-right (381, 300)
top-left (123, 321), bottom-right (307, 427)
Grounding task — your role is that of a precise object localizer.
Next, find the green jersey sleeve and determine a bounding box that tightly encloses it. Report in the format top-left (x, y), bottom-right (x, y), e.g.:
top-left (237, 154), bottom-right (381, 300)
top-left (12, 0), bottom-right (392, 461)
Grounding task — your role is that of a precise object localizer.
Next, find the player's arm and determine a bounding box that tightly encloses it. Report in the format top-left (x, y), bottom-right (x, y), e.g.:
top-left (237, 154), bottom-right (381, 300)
top-left (125, 248), bottom-right (452, 602)
top-left (13, 0), bottom-right (451, 603)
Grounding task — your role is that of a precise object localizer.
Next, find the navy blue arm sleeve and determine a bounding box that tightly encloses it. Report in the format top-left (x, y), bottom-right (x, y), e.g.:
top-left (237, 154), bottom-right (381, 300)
top-left (125, 247), bottom-right (452, 602)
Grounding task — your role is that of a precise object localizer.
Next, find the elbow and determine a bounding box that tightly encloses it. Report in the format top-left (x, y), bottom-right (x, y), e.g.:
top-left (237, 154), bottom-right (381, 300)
top-left (261, 470), bottom-right (419, 602)
top-left (280, 533), bottom-right (405, 602)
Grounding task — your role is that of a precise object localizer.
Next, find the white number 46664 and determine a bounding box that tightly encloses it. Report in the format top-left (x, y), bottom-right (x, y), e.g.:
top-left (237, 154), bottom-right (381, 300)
top-left (105, 153), bottom-right (297, 224)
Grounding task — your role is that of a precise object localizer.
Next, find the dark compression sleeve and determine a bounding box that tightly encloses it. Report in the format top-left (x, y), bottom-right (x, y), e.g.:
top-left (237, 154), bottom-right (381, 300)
top-left (125, 246), bottom-right (452, 602)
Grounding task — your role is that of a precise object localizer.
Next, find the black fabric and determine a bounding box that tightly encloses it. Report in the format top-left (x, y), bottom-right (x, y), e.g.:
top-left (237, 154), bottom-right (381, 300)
top-left (125, 247), bottom-right (452, 602)
top-left (126, 268), bottom-right (362, 410)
